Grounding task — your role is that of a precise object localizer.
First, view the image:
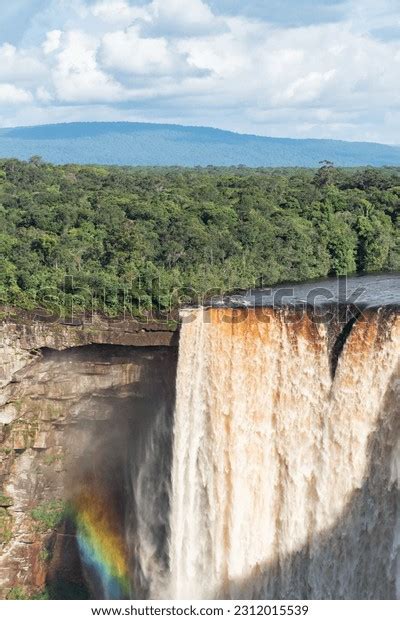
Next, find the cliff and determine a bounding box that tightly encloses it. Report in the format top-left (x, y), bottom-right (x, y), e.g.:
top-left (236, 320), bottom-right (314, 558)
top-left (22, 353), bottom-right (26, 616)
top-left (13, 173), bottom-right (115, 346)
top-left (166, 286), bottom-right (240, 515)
top-left (0, 317), bottom-right (177, 599)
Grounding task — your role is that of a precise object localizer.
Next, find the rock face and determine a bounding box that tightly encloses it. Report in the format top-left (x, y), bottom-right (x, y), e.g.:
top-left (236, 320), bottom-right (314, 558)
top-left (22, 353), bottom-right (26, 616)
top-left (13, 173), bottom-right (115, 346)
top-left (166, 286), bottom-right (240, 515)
top-left (0, 318), bottom-right (178, 599)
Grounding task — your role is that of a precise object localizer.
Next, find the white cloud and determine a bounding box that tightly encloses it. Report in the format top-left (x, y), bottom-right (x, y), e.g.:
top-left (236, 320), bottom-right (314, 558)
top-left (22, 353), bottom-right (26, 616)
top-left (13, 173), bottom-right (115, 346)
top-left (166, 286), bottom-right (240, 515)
top-left (91, 0), bottom-right (151, 27)
top-left (100, 27), bottom-right (174, 75)
top-left (149, 0), bottom-right (218, 34)
top-left (52, 30), bottom-right (124, 102)
top-left (36, 86), bottom-right (53, 102)
top-left (42, 30), bottom-right (62, 54)
top-left (347, 0), bottom-right (400, 34)
top-left (273, 70), bottom-right (337, 105)
top-left (0, 83), bottom-right (33, 104)
top-left (0, 43), bottom-right (44, 83)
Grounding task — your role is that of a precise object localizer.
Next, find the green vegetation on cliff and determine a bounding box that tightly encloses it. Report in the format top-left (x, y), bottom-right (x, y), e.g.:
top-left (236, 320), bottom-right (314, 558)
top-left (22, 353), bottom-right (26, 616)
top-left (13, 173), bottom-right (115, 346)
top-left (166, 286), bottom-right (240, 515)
top-left (30, 500), bottom-right (66, 533)
top-left (0, 159), bottom-right (399, 316)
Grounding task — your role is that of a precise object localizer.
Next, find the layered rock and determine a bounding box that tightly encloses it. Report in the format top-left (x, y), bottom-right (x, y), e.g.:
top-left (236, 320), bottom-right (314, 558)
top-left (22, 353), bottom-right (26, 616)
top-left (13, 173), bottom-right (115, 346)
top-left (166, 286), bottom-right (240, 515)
top-left (0, 317), bottom-right (177, 599)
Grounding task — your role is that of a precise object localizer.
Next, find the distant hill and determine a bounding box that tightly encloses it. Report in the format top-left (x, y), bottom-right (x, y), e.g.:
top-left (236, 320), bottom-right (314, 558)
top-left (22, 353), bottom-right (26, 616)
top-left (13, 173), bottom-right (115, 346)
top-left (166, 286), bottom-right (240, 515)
top-left (0, 122), bottom-right (399, 167)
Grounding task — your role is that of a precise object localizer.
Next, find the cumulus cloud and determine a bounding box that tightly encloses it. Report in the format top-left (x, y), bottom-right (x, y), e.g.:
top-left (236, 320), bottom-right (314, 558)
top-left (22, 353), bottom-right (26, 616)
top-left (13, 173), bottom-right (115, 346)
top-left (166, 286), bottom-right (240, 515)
top-left (52, 30), bottom-right (125, 102)
top-left (0, 83), bottom-right (33, 104)
top-left (42, 29), bottom-right (62, 54)
top-left (0, 0), bottom-right (399, 143)
top-left (100, 27), bottom-right (175, 75)
top-left (91, 0), bottom-right (151, 27)
top-left (0, 43), bottom-right (45, 83)
top-left (149, 0), bottom-right (219, 35)
top-left (36, 86), bottom-right (53, 102)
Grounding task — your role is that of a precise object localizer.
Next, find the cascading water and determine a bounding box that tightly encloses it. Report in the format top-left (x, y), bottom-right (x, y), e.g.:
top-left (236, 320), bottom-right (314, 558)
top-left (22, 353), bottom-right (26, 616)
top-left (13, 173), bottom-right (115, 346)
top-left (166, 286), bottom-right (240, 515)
top-left (125, 403), bottom-right (172, 599)
top-left (71, 296), bottom-right (400, 600)
top-left (72, 403), bottom-right (173, 600)
top-left (169, 306), bottom-right (400, 599)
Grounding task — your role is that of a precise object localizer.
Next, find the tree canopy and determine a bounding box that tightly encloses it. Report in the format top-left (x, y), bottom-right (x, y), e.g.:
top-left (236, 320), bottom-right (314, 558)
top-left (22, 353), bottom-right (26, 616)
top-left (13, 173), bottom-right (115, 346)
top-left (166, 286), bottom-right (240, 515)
top-left (0, 159), bottom-right (399, 318)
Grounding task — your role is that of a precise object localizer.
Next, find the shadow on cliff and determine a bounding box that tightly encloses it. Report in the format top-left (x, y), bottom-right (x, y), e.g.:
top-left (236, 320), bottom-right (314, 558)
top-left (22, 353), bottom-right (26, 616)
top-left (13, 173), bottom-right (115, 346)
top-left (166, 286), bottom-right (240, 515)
top-left (219, 361), bottom-right (400, 600)
top-left (44, 346), bottom-right (177, 599)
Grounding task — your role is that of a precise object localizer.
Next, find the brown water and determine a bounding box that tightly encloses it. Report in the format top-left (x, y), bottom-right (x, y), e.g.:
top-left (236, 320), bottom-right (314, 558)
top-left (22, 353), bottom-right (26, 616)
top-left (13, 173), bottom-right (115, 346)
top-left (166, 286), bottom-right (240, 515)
top-left (168, 304), bottom-right (400, 599)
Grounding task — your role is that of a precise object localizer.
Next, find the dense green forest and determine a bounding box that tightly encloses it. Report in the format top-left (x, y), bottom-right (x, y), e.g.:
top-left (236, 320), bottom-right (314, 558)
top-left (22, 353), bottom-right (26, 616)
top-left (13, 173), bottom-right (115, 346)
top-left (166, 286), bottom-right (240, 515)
top-left (0, 158), bottom-right (399, 318)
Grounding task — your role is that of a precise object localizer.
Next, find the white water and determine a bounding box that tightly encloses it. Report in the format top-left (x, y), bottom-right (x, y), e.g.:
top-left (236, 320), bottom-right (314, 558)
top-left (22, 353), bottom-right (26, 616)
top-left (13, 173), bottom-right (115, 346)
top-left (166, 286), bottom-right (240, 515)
top-left (126, 404), bottom-right (172, 599)
top-left (168, 307), bottom-right (400, 599)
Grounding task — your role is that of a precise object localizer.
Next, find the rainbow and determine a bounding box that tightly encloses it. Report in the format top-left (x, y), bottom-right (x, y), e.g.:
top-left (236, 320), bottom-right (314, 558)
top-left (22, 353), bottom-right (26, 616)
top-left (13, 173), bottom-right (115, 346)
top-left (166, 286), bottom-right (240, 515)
top-left (72, 490), bottom-right (130, 599)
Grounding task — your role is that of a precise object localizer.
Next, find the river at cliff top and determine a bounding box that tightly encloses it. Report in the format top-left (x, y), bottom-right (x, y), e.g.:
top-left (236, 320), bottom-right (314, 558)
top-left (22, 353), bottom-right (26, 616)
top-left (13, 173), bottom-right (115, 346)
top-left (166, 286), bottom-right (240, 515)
top-left (209, 273), bottom-right (400, 309)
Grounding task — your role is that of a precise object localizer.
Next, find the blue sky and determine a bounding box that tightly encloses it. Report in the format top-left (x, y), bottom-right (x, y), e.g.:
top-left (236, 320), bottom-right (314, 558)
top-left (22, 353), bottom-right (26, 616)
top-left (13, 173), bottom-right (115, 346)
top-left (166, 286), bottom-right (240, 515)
top-left (0, 0), bottom-right (399, 143)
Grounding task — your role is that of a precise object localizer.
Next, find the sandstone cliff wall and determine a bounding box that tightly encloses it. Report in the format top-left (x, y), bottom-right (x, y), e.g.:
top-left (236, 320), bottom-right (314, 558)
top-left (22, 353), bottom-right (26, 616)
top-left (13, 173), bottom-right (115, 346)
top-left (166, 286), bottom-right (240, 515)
top-left (0, 318), bottom-right (177, 599)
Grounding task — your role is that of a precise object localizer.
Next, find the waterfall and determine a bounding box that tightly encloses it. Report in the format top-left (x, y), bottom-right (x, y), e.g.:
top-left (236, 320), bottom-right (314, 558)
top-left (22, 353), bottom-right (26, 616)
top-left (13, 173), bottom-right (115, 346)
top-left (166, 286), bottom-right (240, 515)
top-left (169, 307), bottom-right (400, 599)
top-left (125, 403), bottom-right (172, 599)
top-left (73, 403), bottom-right (173, 600)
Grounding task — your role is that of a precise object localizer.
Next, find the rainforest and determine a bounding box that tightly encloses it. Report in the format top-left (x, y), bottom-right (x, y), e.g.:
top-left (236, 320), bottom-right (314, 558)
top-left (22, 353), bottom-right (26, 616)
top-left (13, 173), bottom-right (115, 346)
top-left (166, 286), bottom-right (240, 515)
top-left (0, 159), bottom-right (399, 317)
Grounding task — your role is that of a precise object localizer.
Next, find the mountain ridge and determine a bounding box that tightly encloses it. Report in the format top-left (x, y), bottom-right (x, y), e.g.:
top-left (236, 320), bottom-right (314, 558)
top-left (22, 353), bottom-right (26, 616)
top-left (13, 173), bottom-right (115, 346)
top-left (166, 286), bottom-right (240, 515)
top-left (0, 121), bottom-right (399, 167)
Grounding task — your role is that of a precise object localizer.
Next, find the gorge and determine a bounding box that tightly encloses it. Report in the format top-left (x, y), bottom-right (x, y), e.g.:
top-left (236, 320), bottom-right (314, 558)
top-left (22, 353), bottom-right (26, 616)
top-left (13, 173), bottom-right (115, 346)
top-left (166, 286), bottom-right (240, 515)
top-left (0, 275), bottom-right (399, 600)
